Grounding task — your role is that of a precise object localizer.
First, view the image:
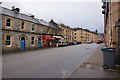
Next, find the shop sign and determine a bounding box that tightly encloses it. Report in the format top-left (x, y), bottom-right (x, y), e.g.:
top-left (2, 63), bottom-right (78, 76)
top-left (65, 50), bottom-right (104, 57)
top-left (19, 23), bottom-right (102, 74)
top-left (42, 35), bottom-right (55, 40)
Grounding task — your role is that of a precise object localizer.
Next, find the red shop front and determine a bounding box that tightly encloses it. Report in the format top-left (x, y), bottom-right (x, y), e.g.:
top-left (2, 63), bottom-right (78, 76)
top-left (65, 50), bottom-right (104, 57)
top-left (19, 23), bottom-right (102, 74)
top-left (42, 35), bottom-right (56, 48)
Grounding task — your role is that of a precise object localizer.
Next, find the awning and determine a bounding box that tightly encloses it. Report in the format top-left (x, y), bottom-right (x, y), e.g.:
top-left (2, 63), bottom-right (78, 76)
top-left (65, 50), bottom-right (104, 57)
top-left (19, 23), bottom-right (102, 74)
top-left (53, 36), bottom-right (62, 39)
top-left (42, 35), bottom-right (55, 40)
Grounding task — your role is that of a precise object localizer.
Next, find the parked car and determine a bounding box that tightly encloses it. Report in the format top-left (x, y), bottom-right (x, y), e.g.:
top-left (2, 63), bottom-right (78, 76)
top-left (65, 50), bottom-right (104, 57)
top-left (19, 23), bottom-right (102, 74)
top-left (87, 41), bottom-right (93, 44)
top-left (58, 41), bottom-right (68, 47)
top-left (73, 41), bottom-right (77, 45)
top-left (63, 41), bottom-right (68, 46)
top-left (68, 41), bottom-right (74, 46)
top-left (96, 41), bottom-right (102, 44)
top-left (57, 41), bottom-right (64, 47)
top-left (76, 41), bottom-right (81, 44)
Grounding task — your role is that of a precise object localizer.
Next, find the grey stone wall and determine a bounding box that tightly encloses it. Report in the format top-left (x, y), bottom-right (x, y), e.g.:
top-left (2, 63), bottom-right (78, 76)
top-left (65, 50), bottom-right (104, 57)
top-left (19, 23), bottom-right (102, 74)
top-left (2, 14), bottom-right (62, 52)
top-left (2, 15), bottom-right (46, 34)
top-left (2, 30), bottom-right (42, 52)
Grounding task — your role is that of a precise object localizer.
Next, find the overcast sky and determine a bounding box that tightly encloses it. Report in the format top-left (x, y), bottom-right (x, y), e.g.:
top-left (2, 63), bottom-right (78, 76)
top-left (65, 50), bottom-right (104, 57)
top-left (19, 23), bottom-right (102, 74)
top-left (1, 0), bottom-right (104, 33)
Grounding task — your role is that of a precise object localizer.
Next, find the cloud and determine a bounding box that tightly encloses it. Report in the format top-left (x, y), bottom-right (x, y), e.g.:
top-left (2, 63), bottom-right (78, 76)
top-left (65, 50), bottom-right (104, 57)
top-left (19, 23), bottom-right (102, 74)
top-left (1, 1), bottom-right (104, 33)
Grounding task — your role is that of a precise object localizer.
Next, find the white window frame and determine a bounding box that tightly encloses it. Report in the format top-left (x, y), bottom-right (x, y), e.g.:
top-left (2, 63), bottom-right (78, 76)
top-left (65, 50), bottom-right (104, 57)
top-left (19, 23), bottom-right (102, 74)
top-left (31, 37), bottom-right (35, 45)
top-left (6, 18), bottom-right (12, 28)
top-left (21, 21), bottom-right (25, 30)
top-left (31, 24), bottom-right (35, 32)
top-left (6, 35), bottom-right (12, 47)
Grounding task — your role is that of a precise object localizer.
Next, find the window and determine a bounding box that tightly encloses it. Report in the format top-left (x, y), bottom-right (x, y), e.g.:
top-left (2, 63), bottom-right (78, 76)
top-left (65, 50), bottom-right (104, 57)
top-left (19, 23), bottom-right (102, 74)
top-left (6, 35), bottom-right (11, 46)
top-left (31, 37), bottom-right (35, 45)
top-left (32, 24), bottom-right (35, 31)
top-left (6, 19), bottom-right (11, 27)
top-left (105, 30), bottom-right (106, 34)
top-left (21, 22), bottom-right (24, 30)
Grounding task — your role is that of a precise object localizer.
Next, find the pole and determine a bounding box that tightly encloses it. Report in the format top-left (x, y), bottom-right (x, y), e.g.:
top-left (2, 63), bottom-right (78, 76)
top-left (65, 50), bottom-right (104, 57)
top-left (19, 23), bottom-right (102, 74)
top-left (116, 20), bottom-right (120, 65)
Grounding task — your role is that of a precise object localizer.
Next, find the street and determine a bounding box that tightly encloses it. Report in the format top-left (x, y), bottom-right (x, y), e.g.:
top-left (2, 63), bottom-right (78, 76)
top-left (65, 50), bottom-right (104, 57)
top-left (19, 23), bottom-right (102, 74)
top-left (3, 43), bottom-right (101, 78)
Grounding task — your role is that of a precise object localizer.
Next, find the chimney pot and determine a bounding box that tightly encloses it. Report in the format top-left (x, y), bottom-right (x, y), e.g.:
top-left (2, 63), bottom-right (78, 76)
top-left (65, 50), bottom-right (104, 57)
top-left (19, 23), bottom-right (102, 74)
top-left (12, 6), bottom-right (16, 10)
top-left (30, 15), bottom-right (34, 18)
top-left (12, 6), bottom-right (20, 13)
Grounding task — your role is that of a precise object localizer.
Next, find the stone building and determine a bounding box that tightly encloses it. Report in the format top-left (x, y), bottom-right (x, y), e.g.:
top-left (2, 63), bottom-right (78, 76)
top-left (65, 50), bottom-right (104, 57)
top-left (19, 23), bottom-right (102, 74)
top-left (60, 24), bottom-right (74, 42)
top-left (73, 28), bottom-right (82, 42)
top-left (60, 23), bottom-right (98, 43)
top-left (1, 6), bottom-right (61, 52)
top-left (90, 31), bottom-right (99, 43)
top-left (102, 0), bottom-right (120, 64)
top-left (98, 33), bottom-right (104, 41)
top-left (73, 28), bottom-right (98, 43)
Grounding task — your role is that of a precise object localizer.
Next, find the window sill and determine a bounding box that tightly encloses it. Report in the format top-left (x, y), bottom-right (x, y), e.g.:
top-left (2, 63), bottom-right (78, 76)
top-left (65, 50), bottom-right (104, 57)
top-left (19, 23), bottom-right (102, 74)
top-left (6, 45), bottom-right (12, 48)
top-left (5, 26), bottom-right (13, 29)
top-left (20, 29), bottom-right (25, 31)
top-left (31, 44), bottom-right (35, 46)
top-left (21, 29), bottom-right (25, 30)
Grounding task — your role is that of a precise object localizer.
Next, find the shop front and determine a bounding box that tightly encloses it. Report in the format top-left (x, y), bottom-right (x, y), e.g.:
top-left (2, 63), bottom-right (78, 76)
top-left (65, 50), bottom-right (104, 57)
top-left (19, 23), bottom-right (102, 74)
top-left (42, 35), bottom-right (56, 48)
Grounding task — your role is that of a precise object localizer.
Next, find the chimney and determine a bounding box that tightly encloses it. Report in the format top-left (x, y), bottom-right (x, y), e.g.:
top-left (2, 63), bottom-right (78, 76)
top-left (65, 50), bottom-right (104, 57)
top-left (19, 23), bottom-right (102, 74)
top-left (0, 2), bottom-right (2, 5)
top-left (12, 6), bottom-right (16, 10)
top-left (30, 15), bottom-right (34, 18)
top-left (12, 6), bottom-right (20, 13)
top-left (40, 19), bottom-right (44, 21)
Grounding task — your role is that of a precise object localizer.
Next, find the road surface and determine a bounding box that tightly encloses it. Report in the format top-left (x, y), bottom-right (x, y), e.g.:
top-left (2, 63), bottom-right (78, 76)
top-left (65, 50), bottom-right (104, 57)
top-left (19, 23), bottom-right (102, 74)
top-left (3, 43), bottom-right (101, 78)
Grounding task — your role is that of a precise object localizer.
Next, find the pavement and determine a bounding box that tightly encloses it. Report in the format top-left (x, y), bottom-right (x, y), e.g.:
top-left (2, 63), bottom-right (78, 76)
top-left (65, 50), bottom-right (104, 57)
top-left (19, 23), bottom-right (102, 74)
top-left (69, 43), bottom-right (119, 78)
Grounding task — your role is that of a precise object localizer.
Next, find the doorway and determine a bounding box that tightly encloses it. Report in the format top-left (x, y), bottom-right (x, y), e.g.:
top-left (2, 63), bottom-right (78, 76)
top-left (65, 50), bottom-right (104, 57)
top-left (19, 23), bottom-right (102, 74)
top-left (20, 37), bottom-right (25, 50)
top-left (38, 38), bottom-right (41, 47)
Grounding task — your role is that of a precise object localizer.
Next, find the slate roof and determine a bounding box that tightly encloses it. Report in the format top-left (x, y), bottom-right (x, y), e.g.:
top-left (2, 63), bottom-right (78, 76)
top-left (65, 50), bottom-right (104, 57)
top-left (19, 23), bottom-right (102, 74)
top-left (0, 6), bottom-right (40, 24)
top-left (35, 18), bottom-right (50, 27)
top-left (35, 18), bottom-right (61, 29)
top-left (0, 6), bottom-right (60, 29)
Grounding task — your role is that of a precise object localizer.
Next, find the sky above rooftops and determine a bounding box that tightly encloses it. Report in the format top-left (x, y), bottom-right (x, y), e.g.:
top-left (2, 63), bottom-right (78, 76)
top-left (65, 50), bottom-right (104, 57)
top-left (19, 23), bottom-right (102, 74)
top-left (1, 0), bottom-right (104, 33)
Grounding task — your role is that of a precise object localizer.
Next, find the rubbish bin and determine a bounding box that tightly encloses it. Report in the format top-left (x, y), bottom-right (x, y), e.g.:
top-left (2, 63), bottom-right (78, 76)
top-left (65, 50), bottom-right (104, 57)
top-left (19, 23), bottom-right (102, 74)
top-left (101, 47), bottom-right (116, 69)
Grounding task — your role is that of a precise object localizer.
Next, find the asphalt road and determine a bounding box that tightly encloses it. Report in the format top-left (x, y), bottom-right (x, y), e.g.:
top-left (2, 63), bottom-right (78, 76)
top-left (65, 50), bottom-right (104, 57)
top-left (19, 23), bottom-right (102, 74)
top-left (3, 43), bottom-right (100, 78)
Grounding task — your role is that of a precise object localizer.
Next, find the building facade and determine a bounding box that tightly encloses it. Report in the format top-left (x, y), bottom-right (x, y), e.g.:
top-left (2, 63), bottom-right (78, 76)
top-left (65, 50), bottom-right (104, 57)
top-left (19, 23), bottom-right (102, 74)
top-left (1, 6), bottom-right (99, 52)
top-left (61, 24), bottom-right (74, 42)
top-left (61, 24), bottom-right (98, 43)
top-left (98, 33), bottom-right (104, 41)
top-left (1, 6), bottom-right (61, 52)
top-left (73, 28), bottom-right (82, 42)
top-left (73, 28), bottom-right (98, 43)
top-left (102, 0), bottom-right (120, 64)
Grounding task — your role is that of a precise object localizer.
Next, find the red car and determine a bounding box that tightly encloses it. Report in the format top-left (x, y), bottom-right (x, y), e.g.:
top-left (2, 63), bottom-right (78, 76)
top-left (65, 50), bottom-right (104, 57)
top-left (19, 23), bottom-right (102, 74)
top-left (96, 41), bottom-right (101, 44)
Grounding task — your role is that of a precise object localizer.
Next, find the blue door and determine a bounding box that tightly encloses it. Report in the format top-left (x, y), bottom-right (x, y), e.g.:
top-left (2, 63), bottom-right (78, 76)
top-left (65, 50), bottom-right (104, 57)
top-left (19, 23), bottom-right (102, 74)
top-left (38, 39), bottom-right (41, 47)
top-left (20, 39), bottom-right (25, 50)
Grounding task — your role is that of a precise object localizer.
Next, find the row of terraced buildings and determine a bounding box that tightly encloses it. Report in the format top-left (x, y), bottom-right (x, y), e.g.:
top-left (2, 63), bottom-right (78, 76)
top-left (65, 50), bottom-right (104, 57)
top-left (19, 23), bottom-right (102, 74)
top-left (0, 6), bottom-right (99, 52)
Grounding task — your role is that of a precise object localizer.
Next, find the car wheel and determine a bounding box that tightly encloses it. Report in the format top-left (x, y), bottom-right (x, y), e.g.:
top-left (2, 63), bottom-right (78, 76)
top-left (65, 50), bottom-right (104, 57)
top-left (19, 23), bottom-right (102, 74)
top-left (103, 65), bottom-right (108, 69)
